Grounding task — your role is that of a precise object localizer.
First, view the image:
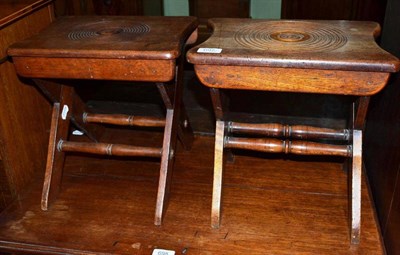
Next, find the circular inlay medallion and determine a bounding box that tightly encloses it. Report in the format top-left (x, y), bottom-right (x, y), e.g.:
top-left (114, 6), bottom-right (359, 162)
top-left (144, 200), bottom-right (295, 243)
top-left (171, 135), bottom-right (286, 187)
top-left (68, 22), bottom-right (150, 41)
top-left (270, 31), bottom-right (311, 42)
top-left (234, 21), bottom-right (347, 52)
top-left (96, 28), bottom-right (123, 35)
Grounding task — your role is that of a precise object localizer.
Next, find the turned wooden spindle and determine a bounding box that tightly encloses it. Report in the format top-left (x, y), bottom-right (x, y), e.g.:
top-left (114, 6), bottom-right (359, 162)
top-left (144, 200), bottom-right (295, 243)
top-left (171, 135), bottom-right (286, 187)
top-left (83, 113), bottom-right (166, 127)
top-left (59, 140), bottom-right (162, 157)
top-left (228, 122), bottom-right (349, 141)
top-left (225, 137), bottom-right (352, 157)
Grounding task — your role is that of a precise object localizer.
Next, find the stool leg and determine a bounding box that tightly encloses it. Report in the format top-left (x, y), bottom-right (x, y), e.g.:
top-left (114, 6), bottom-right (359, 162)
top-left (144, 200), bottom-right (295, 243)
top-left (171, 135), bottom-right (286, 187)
top-left (157, 43), bottom-right (194, 152)
top-left (177, 105), bottom-right (194, 150)
top-left (155, 76), bottom-right (184, 225)
top-left (155, 109), bottom-right (177, 225)
top-left (175, 46), bottom-right (194, 150)
top-left (154, 59), bottom-right (192, 224)
top-left (350, 129), bottom-right (362, 244)
top-left (211, 120), bottom-right (225, 228)
top-left (349, 96), bottom-right (369, 244)
top-left (209, 88), bottom-right (231, 227)
top-left (157, 82), bottom-right (193, 151)
top-left (41, 85), bottom-right (74, 210)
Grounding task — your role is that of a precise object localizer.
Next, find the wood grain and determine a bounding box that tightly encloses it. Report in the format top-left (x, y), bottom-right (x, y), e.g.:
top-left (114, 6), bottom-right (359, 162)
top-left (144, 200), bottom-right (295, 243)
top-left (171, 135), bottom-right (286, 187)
top-left (60, 141), bottom-right (162, 157)
top-left (194, 65), bottom-right (390, 96)
top-left (12, 57), bottom-right (176, 82)
top-left (8, 16), bottom-right (198, 60)
top-left (84, 113), bottom-right (166, 127)
top-left (187, 19), bottom-right (400, 73)
top-left (225, 137), bottom-right (352, 157)
top-left (229, 122), bottom-right (349, 140)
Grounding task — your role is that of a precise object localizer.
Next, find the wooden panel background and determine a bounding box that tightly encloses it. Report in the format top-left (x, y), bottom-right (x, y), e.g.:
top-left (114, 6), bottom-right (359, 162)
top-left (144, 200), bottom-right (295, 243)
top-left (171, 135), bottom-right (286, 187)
top-left (0, 5), bottom-right (53, 211)
top-left (364, 0), bottom-right (400, 254)
top-left (282, 0), bottom-right (387, 26)
top-left (0, 162), bottom-right (12, 211)
top-left (189, 0), bottom-right (250, 21)
top-left (53, 0), bottom-right (145, 16)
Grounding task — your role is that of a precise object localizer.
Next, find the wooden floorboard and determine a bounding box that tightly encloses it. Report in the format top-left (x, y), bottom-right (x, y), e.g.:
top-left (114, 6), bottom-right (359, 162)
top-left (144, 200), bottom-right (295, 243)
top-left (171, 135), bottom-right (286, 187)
top-left (0, 130), bottom-right (383, 254)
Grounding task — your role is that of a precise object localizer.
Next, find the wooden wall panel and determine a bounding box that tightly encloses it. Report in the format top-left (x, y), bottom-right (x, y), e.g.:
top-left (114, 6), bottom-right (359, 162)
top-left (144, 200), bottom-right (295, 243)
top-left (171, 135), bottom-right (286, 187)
top-left (282, 0), bottom-right (387, 26)
top-left (0, 4), bottom-right (52, 210)
top-left (188, 0), bottom-right (250, 45)
top-left (365, 72), bottom-right (400, 231)
top-left (53, 0), bottom-right (144, 16)
top-left (0, 162), bottom-right (12, 211)
top-left (282, 0), bottom-right (355, 20)
top-left (385, 178), bottom-right (400, 255)
top-left (189, 0), bottom-right (250, 21)
top-left (364, 0), bottom-right (400, 254)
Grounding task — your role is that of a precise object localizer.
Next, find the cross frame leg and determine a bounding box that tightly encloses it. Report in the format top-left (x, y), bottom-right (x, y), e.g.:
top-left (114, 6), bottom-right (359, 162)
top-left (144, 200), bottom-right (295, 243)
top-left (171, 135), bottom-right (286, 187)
top-left (351, 129), bottom-right (362, 244)
top-left (349, 96), bottom-right (370, 244)
top-left (154, 52), bottom-right (192, 225)
top-left (209, 88), bottom-right (233, 228)
top-left (211, 120), bottom-right (226, 228)
top-left (41, 85), bottom-right (74, 210)
top-left (157, 81), bottom-right (193, 151)
top-left (155, 108), bottom-right (177, 225)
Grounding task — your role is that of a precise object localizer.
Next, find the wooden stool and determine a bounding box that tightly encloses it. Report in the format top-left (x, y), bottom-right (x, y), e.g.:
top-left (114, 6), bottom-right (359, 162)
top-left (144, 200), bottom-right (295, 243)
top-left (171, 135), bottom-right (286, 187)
top-left (187, 19), bottom-right (399, 244)
top-left (8, 16), bottom-right (198, 225)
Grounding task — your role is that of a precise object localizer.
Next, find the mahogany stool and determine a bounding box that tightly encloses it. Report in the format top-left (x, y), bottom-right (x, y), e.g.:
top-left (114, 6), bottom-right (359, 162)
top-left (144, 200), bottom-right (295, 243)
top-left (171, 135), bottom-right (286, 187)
top-left (8, 16), bottom-right (198, 225)
top-left (187, 19), bottom-right (399, 244)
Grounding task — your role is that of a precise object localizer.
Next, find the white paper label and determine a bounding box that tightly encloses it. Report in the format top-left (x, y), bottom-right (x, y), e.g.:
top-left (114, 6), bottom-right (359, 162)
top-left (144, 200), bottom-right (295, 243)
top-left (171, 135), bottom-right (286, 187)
top-left (197, 48), bottom-right (222, 53)
top-left (152, 249), bottom-right (175, 255)
top-left (72, 130), bottom-right (84, 136)
top-left (61, 105), bottom-right (69, 120)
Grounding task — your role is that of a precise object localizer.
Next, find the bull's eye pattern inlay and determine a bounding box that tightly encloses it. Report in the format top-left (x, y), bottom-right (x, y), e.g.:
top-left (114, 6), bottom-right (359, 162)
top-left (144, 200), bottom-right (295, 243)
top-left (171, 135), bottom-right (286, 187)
top-left (270, 31), bottom-right (311, 42)
top-left (68, 23), bottom-right (150, 40)
top-left (234, 21), bottom-right (347, 52)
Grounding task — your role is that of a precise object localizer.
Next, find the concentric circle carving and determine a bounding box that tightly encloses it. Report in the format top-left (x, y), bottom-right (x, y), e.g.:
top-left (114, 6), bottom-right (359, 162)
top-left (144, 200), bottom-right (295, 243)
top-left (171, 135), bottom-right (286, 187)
top-left (68, 22), bottom-right (150, 40)
top-left (234, 21), bottom-right (347, 52)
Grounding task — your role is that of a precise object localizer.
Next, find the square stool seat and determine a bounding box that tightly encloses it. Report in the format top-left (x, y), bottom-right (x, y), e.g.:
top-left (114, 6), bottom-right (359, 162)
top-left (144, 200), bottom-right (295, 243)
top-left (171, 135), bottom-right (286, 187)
top-left (9, 16), bottom-right (198, 82)
top-left (8, 16), bottom-right (198, 225)
top-left (187, 19), bottom-right (400, 244)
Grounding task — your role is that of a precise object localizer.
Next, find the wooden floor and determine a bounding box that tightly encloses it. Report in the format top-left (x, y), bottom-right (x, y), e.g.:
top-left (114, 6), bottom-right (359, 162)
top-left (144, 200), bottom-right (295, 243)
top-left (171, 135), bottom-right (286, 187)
top-left (0, 128), bottom-right (384, 254)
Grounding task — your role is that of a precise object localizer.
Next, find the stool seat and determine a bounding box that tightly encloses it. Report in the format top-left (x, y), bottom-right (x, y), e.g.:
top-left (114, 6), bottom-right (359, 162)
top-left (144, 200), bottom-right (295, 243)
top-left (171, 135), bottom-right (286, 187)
top-left (9, 16), bottom-right (198, 82)
top-left (187, 18), bottom-right (399, 245)
top-left (8, 16), bottom-right (198, 226)
top-left (187, 19), bottom-right (399, 95)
